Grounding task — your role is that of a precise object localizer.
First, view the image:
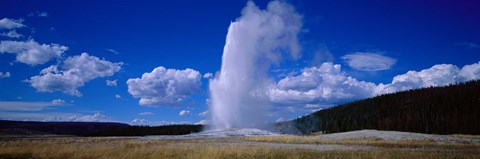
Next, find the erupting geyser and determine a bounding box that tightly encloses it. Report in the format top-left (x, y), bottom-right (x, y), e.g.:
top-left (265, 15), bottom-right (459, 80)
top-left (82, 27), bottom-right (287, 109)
top-left (209, 1), bottom-right (302, 129)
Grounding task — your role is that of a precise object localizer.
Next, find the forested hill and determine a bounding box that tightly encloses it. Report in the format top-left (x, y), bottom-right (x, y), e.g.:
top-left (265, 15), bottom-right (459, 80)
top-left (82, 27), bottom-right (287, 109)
top-left (0, 120), bottom-right (203, 136)
top-left (279, 80), bottom-right (480, 135)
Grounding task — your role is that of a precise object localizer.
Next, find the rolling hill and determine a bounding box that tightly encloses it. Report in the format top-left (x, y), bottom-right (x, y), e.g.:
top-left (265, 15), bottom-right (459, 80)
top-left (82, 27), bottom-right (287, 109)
top-left (0, 120), bottom-right (203, 136)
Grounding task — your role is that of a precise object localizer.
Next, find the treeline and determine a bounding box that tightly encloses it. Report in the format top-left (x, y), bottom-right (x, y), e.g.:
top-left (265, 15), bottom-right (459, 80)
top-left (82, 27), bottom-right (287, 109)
top-left (86, 124), bottom-right (203, 136)
top-left (281, 80), bottom-right (480, 135)
top-left (0, 120), bottom-right (130, 136)
top-left (0, 120), bottom-right (203, 136)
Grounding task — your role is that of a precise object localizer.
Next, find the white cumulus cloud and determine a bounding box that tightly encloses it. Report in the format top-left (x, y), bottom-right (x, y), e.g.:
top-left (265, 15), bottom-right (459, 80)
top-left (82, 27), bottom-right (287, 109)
top-left (203, 72), bottom-right (213, 79)
top-left (129, 118), bottom-right (150, 125)
top-left (27, 53), bottom-right (123, 96)
top-left (179, 110), bottom-right (190, 116)
top-left (0, 72), bottom-right (10, 78)
top-left (458, 62), bottom-right (480, 81)
top-left (0, 39), bottom-right (68, 65)
top-left (115, 94), bottom-right (121, 99)
top-left (127, 66), bottom-right (202, 106)
top-left (341, 52), bottom-right (396, 71)
top-left (106, 79), bottom-right (118, 87)
top-left (269, 62), bottom-right (377, 106)
top-left (51, 99), bottom-right (66, 105)
top-left (71, 113), bottom-right (106, 122)
top-left (0, 18), bottom-right (25, 30)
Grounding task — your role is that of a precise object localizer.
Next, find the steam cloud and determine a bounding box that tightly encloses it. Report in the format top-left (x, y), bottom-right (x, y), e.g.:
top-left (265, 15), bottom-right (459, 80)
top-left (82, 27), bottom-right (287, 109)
top-left (209, 1), bottom-right (302, 129)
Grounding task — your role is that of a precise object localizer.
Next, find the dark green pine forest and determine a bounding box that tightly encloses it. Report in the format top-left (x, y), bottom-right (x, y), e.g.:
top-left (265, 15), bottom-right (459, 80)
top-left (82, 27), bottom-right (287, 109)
top-left (280, 80), bottom-right (480, 135)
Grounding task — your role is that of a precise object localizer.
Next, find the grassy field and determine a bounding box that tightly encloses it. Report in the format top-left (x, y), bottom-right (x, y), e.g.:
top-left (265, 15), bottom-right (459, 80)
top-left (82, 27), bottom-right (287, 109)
top-left (0, 136), bottom-right (479, 159)
top-left (243, 135), bottom-right (479, 148)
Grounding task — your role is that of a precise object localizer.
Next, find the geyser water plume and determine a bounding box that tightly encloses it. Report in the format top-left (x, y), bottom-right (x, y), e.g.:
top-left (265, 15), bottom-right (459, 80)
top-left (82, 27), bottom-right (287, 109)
top-left (209, 1), bottom-right (302, 129)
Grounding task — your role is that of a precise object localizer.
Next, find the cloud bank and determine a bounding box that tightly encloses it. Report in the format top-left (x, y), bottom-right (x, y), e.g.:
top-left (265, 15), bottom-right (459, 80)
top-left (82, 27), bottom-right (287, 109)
top-left (377, 62), bottom-right (480, 94)
top-left (45, 113), bottom-right (107, 122)
top-left (129, 118), bottom-right (190, 126)
top-left (270, 61), bottom-right (480, 110)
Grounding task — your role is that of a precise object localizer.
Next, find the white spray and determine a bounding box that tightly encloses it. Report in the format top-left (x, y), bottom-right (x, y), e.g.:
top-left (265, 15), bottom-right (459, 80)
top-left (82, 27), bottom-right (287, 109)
top-left (209, 1), bottom-right (302, 129)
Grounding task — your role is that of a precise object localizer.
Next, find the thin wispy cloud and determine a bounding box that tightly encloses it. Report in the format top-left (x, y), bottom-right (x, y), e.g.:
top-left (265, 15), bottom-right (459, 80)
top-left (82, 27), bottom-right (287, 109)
top-left (0, 101), bottom-right (64, 111)
top-left (454, 42), bottom-right (480, 49)
top-left (106, 49), bottom-right (120, 55)
top-left (139, 112), bottom-right (155, 116)
top-left (28, 11), bottom-right (49, 17)
top-left (341, 52), bottom-right (396, 71)
top-left (198, 110), bottom-right (209, 117)
top-left (1, 30), bottom-right (23, 38)
top-left (0, 72), bottom-right (10, 78)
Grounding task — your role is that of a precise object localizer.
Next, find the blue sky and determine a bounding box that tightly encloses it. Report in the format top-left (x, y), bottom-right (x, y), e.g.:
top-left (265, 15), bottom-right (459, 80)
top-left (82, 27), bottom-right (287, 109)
top-left (0, 0), bottom-right (479, 125)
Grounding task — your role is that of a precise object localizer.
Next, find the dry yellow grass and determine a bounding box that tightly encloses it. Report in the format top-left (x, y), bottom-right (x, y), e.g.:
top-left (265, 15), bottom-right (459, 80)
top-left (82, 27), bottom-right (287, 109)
top-left (243, 135), bottom-right (480, 149)
top-left (0, 136), bottom-right (479, 159)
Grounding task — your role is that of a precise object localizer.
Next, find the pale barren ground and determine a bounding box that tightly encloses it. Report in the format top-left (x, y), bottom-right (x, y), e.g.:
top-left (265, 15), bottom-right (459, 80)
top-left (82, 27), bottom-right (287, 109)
top-left (1, 129), bottom-right (480, 159)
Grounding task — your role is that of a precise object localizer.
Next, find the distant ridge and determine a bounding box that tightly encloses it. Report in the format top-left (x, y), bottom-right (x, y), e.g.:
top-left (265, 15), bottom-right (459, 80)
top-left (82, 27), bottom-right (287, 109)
top-left (0, 120), bottom-right (130, 136)
top-left (277, 80), bottom-right (480, 135)
top-left (0, 120), bottom-right (203, 136)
